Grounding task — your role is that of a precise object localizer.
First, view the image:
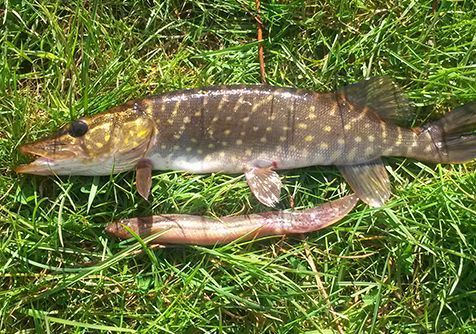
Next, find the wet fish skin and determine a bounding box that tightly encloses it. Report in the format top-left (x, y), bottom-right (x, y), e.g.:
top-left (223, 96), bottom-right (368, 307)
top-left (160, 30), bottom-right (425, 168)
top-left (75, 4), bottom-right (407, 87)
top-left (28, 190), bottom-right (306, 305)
top-left (104, 194), bottom-right (359, 245)
top-left (16, 78), bottom-right (476, 207)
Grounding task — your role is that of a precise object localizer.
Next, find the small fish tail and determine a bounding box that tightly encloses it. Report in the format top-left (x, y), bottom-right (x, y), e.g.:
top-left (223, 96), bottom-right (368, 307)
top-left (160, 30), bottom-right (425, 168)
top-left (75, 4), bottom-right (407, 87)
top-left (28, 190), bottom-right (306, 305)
top-left (422, 102), bottom-right (476, 163)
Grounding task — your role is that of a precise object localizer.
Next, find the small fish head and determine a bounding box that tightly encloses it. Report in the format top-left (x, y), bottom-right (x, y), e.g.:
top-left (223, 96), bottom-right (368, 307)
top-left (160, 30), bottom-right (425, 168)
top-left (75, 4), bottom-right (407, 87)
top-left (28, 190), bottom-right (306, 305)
top-left (104, 219), bottom-right (139, 239)
top-left (105, 217), bottom-right (153, 240)
top-left (16, 103), bottom-right (156, 175)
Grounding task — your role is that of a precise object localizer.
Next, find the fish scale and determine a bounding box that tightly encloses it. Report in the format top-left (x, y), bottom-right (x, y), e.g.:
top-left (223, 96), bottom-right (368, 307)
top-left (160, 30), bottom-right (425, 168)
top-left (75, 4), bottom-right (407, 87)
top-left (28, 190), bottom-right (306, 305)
top-left (16, 77), bottom-right (476, 207)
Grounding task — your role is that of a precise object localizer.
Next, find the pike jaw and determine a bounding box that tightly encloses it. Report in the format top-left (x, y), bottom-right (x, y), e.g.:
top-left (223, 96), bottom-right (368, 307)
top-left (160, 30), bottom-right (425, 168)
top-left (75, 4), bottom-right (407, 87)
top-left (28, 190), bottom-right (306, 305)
top-left (16, 105), bottom-right (156, 176)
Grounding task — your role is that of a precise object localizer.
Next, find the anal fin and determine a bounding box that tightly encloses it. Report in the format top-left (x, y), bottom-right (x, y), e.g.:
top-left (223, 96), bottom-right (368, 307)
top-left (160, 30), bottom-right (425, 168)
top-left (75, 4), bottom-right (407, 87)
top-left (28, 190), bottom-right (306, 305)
top-left (245, 166), bottom-right (282, 207)
top-left (136, 158), bottom-right (153, 200)
top-left (338, 159), bottom-right (391, 207)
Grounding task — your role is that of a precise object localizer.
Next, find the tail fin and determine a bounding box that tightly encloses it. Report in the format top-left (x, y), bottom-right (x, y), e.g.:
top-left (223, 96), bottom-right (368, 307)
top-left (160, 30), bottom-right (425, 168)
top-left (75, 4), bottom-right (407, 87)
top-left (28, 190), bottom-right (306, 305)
top-left (424, 102), bottom-right (476, 163)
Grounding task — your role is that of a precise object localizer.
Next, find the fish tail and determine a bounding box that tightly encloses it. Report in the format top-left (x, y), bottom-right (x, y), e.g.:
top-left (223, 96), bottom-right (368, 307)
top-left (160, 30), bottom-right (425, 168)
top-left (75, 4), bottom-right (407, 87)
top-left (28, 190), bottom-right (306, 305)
top-left (421, 102), bottom-right (476, 163)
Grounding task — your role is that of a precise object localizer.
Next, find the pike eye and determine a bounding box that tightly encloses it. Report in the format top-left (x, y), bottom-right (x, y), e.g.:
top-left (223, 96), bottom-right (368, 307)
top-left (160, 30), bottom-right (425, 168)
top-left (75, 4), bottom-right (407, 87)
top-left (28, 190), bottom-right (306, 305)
top-left (69, 120), bottom-right (88, 137)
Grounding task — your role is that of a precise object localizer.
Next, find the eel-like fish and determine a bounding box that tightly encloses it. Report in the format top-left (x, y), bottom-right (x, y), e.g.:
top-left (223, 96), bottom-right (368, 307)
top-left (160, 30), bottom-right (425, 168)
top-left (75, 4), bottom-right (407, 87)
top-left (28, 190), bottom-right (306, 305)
top-left (104, 194), bottom-right (358, 245)
top-left (16, 78), bottom-right (476, 207)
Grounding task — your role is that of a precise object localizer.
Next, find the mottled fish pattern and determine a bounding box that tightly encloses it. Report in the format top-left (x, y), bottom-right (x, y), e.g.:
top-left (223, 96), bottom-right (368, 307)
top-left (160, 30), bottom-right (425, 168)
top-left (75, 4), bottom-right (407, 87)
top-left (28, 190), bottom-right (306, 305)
top-left (16, 77), bottom-right (476, 207)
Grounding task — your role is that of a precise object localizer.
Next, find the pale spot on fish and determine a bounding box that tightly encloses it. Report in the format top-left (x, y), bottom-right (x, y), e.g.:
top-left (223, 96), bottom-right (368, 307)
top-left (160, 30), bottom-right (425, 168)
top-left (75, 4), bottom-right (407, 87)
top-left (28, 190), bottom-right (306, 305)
top-left (226, 116), bottom-right (232, 121)
top-left (191, 138), bottom-right (197, 143)
top-left (172, 100), bottom-right (181, 116)
top-left (365, 147), bottom-right (374, 155)
top-left (320, 142), bottom-right (329, 149)
top-left (194, 111), bottom-right (201, 117)
top-left (167, 119), bottom-right (174, 125)
top-left (219, 152), bottom-right (225, 158)
top-left (218, 96), bottom-right (229, 110)
top-left (145, 101), bottom-right (154, 118)
top-left (224, 129), bottom-right (231, 136)
top-left (337, 138), bottom-right (345, 145)
top-left (309, 113), bottom-right (317, 120)
top-left (245, 149), bottom-right (252, 155)
top-left (161, 144), bottom-right (167, 150)
top-left (236, 139), bottom-right (243, 145)
top-left (266, 127), bottom-right (272, 132)
top-left (173, 145), bottom-right (179, 150)
top-left (344, 124), bottom-right (352, 130)
top-left (208, 143), bottom-right (215, 149)
top-left (253, 126), bottom-right (259, 132)
top-left (197, 149), bottom-right (203, 154)
top-left (305, 135), bottom-right (314, 142)
top-left (382, 148), bottom-right (393, 155)
top-left (221, 141), bottom-right (228, 147)
top-left (395, 128), bottom-right (403, 146)
top-left (298, 123), bottom-right (308, 129)
top-left (173, 134), bottom-right (180, 140)
top-left (242, 116), bottom-right (250, 122)
top-left (251, 95), bottom-right (273, 112)
top-left (279, 136), bottom-right (286, 142)
top-left (347, 148), bottom-right (358, 160)
top-left (240, 131), bottom-right (245, 136)
top-left (183, 116), bottom-right (191, 124)
top-left (260, 137), bottom-right (267, 143)
top-left (368, 135), bottom-right (375, 142)
top-left (186, 147), bottom-right (192, 152)
top-left (424, 145), bottom-right (432, 152)
top-left (212, 116), bottom-right (219, 123)
top-left (354, 136), bottom-right (362, 143)
top-left (233, 97), bottom-right (244, 112)
top-left (324, 126), bottom-right (332, 132)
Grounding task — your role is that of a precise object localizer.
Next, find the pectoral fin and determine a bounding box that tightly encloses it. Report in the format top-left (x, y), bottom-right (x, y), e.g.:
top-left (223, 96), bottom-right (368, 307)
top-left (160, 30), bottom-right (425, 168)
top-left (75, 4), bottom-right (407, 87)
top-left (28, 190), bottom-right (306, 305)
top-left (245, 166), bottom-right (282, 207)
top-left (338, 159), bottom-right (391, 207)
top-left (136, 158), bottom-right (153, 200)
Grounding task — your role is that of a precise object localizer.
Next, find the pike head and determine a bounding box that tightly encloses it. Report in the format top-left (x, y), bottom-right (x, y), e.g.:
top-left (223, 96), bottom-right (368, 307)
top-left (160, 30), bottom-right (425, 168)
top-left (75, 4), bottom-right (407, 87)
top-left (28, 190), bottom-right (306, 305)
top-left (16, 102), bottom-right (157, 176)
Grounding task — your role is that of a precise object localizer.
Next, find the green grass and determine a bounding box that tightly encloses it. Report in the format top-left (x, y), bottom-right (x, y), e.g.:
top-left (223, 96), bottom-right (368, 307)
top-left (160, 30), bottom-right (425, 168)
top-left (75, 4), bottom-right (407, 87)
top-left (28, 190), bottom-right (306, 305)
top-left (1, 0), bottom-right (475, 332)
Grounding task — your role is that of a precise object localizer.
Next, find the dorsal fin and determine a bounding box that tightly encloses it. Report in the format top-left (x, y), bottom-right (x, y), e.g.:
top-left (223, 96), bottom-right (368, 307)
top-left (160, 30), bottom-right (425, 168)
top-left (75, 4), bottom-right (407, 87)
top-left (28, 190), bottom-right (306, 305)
top-left (338, 77), bottom-right (415, 127)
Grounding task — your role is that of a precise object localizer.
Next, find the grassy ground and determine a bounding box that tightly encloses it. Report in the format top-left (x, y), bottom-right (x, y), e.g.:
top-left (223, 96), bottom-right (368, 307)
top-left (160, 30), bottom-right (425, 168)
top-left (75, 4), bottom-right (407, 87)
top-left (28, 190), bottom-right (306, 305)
top-left (1, 0), bottom-right (475, 332)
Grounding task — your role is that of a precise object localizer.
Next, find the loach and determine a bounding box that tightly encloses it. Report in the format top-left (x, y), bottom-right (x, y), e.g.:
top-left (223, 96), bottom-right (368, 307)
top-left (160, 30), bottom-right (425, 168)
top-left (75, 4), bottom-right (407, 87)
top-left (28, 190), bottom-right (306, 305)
top-left (104, 194), bottom-right (359, 245)
top-left (16, 77), bottom-right (476, 207)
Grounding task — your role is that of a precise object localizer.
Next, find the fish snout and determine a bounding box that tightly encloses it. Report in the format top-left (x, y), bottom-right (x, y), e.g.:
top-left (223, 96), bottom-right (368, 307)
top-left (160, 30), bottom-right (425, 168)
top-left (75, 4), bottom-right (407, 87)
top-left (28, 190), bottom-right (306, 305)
top-left (104, 222), bottom-right (120, 236)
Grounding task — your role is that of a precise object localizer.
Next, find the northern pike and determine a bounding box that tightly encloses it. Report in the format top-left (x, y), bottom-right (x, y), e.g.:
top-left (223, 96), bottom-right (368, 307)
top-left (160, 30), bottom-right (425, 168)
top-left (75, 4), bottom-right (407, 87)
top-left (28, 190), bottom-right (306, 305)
top-left (105, 194), bottom-right (358, 245)
top-left (16, 77), bottom-right (476, 207)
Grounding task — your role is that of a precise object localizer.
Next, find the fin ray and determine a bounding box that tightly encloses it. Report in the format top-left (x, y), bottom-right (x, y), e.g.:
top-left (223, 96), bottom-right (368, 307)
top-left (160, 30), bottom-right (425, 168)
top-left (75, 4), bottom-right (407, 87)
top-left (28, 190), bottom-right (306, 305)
top-left (245, 166), bottom-right (282, 207)
top-left (136, 158), bottom-right (153, 200)
top-left (338, 159), bottom-right (391, 207)
top-left (339, 77), bottom-right (414, 126)
top-left (422, 101), bottom-right (476, 163)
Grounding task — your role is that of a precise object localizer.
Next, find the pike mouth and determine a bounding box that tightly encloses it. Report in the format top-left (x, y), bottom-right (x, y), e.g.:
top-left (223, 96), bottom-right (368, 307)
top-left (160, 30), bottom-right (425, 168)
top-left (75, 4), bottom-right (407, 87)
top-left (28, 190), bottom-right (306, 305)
top-left (15, 156), bottom-right (57, 175)
top-left (15, 143), bottom-right (77, 175)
